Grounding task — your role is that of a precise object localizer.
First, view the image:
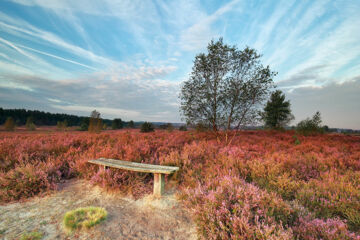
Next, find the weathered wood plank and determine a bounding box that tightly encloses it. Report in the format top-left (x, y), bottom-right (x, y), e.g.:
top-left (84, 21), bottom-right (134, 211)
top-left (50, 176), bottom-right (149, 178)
top-left (153, 173), bottom-right (165, 197)
top-left (88, 158), bottom-right (179, 174)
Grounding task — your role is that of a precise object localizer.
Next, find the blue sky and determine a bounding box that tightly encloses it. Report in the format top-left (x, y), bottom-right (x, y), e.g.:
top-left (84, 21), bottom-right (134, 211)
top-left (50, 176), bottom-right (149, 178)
top-left (0, 0), bottom-right (359, 128)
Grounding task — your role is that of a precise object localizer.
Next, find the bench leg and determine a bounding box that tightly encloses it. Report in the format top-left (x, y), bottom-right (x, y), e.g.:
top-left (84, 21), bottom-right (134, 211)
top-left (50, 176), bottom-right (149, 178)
top-left (103, 166), bottom-right (109, 170)
top-left (153, 173), bottom-right (165, 197)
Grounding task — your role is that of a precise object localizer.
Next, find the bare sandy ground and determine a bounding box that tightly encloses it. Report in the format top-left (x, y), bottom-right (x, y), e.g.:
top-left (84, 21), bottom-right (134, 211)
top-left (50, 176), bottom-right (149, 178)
top-left (0, 180), bottom-right (197, 240)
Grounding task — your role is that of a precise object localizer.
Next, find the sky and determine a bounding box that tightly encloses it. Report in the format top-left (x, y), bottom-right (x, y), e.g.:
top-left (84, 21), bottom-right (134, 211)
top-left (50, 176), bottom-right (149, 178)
top-left (0, 0), bottom-right (359, 129)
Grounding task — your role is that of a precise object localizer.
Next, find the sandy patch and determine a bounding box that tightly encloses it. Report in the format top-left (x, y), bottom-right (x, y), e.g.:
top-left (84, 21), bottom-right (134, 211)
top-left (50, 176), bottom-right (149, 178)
top-left (0, 180), bottom-right (197, 240)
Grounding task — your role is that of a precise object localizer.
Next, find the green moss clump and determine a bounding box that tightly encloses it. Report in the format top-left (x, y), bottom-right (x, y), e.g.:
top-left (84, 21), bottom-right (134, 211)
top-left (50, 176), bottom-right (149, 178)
top-left (63, 206), bottom-right (108, 232)
top-left (19, 231), bottom-right (43, 240)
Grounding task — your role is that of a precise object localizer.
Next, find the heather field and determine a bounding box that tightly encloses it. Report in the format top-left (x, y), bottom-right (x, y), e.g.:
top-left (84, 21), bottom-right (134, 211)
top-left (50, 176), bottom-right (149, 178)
top-left (0, 130), bottom-right (359, 239)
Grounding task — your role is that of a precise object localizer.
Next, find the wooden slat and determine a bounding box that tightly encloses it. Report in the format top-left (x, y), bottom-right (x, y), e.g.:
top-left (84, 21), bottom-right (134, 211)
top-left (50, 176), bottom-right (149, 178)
top-left (88, 158), bottom-right (179, 174)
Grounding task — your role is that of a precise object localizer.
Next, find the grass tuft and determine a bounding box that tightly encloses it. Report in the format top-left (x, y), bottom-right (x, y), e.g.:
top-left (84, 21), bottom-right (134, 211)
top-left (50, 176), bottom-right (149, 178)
top-left (19, 231), bottom-right (43, 240)
top-left (63, 206), bottom-right (108, 232)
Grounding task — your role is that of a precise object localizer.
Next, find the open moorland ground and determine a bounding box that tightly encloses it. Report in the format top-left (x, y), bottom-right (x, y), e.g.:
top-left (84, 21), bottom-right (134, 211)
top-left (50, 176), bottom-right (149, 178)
top-left (0, 129), bottom-right (359, 239)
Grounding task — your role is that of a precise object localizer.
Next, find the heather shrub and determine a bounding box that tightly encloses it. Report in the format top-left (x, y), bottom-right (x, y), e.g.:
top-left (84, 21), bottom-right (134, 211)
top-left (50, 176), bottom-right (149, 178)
top-left (0, 163), bottom-right (56, 202)
top-left (0, 129), bottom-right (359, 237)
top-left (184, 175), bottom-right (296, 239)
top-left (89, 168), bottom-right (152, 197)
top-left (297, 170), bottom-right (360, 231)
top-left (245, 158), bottom-right (302, 200)
top-left (293, 217), bottom-right (360, 240)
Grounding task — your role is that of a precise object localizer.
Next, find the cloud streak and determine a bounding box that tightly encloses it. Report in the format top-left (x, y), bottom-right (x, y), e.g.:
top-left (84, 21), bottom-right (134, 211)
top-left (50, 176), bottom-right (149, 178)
top-left (0, 0), bottom-right (359, 128)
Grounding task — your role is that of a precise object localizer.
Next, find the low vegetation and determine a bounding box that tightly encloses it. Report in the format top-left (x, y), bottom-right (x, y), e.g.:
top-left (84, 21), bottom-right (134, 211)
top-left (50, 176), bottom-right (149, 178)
top-left (0, 130), bottom-right (359, 238)
top-left (140, 122), bottom-right (155, 132)
top-left (63, 207), bottom-right (108, 232)
top-left (4, 117), bottom-right (15, 131)
top-left (19, 231), bottom-right (44, 240)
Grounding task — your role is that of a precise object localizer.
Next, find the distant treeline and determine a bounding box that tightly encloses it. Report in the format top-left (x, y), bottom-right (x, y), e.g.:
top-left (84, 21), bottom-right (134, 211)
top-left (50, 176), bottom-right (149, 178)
top-left (0, 108), bottom-right (113, 126)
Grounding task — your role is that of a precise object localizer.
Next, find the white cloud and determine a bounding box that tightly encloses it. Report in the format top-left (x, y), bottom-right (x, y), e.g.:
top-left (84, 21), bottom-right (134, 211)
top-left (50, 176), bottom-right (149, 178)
top-left (179, 0), bottom-right (241, 51)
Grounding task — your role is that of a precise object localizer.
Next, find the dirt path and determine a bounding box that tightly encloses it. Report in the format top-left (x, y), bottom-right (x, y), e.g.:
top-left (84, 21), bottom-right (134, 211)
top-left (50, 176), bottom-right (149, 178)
top-left (0, 180), bottom-right (197, 240)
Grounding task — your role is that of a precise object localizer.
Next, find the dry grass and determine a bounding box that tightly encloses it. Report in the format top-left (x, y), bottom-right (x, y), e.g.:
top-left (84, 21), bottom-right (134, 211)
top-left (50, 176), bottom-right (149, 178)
top-left (63, 206), bottom-right (107, 232)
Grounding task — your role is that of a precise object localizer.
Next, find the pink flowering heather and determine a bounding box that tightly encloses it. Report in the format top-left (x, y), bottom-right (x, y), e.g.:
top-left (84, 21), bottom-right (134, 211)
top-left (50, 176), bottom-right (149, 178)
top-left (0, 129), bottom-right (359, 238)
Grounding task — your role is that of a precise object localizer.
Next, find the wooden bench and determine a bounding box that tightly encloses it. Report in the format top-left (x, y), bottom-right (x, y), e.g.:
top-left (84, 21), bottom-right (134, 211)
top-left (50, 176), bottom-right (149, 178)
top-left (88, 158), bottom-right (179, 197)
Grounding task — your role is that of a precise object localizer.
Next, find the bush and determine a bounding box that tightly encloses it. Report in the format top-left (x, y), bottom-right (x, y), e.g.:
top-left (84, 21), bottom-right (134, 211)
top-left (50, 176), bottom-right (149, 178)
top-left (296, 171), bottom-right (360, 231)
top-left (195, 122), bottom-right (208, 132)
top-left (297, 111), bottom-right (324, 135)
top-left (79, 122), bottom-right (88, 131)
top-left (184, 175), bottom-right (296, 239)
top-left (179, 125), bottom-right (187, 131)
top-left (26, 116), bottom-right (36, 131)
top-left (56, 120), bottom-right (67, 131)
top-left (0, 164), bottom-right (58, 202)
top-left (140, 122), bottom-right (154, 132)
top-left (112, 118), bottom-right (123, 129)
top-left (63, 207), bottom-right (107, 232)
top-left (293, 217), bottom-right (359, 240)
top-left (4, 117), bottom-right (15, 131)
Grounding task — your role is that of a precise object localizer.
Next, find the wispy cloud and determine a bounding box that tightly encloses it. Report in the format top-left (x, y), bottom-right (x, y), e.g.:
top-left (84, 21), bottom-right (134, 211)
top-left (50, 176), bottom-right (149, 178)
top-left (179, 0), bottom-right (242, 51)
top-left (0, 0), bottom-right (359, 127)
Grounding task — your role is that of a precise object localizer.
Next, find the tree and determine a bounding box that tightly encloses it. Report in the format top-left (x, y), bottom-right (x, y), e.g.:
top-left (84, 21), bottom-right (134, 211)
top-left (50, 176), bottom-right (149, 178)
top-left (26, 116), bottom-right (36, 131)
top-left (57, 120), bottom-right (68, 131)
top-left (180, 38), bottom-right (275, 139)
top-left (79, 118), bottom-right (89, 131)
top-left (112, 118), bottom-right (123, 130)
top-left (88, 110), bottom-right (102, 133)
top-left (140, 122), bottom-right (154, 133)
top-left (128, 120), bottom-right (135, 128)
top-left (4, 117), bottom-right (15, 131)
top-left (262, 90), bottom-right (294, 129)
top-left (296, 111), bottom-right (323, 135)
top-left (159, 123), bottom-right (174, 132)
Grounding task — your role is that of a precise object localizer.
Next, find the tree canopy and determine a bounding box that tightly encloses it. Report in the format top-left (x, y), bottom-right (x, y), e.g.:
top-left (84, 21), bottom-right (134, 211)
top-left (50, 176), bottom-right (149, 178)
top-left (180, 38), bottom-right (276, 133)
top-left (262, 90), bottom-right (294, 129)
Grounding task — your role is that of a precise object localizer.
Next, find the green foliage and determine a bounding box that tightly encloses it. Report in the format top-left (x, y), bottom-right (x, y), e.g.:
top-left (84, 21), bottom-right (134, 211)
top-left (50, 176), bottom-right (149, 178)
top-left (19, 231), bottom-right (43, 240)
top-left (112, 118), bottom-right (123, 129)
top-left (159, 123), bottom-right (174, 132)
top-left (297, 111), bottom-right (324, 135)
top-left (262, 90), bottom-right (294, 129)
top-left (293, 135), bottom-right (301, 145)
top-left (4, 117), bottom-right (15, 131)
top-left (128, 120), bottom-right (135, 128)
top-left (56, 120), bottom-right (67, 131)
top-left (63, 207), bottom-right (107, 232)
top-left (0, 107), bottom-right (112, 127)
top-left (26, 116), bottom-right (36, 131)
top-left (180, 38), bottom-right (275, 132)
top-left (179, 125), bottom-right (187, 131)
top-left (323, 125), bottom-right (330, 132)
top-left (79, 118), bottom-right (89, 131)
top-left (140, 122), bottom-right (154, 132)
top-left (195, 122), bottom-right (208, 132)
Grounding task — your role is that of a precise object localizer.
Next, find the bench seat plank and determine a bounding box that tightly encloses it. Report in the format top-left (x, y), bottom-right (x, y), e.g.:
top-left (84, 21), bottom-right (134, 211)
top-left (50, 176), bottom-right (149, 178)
top-left (88, 158), bottom-right (179, 174)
